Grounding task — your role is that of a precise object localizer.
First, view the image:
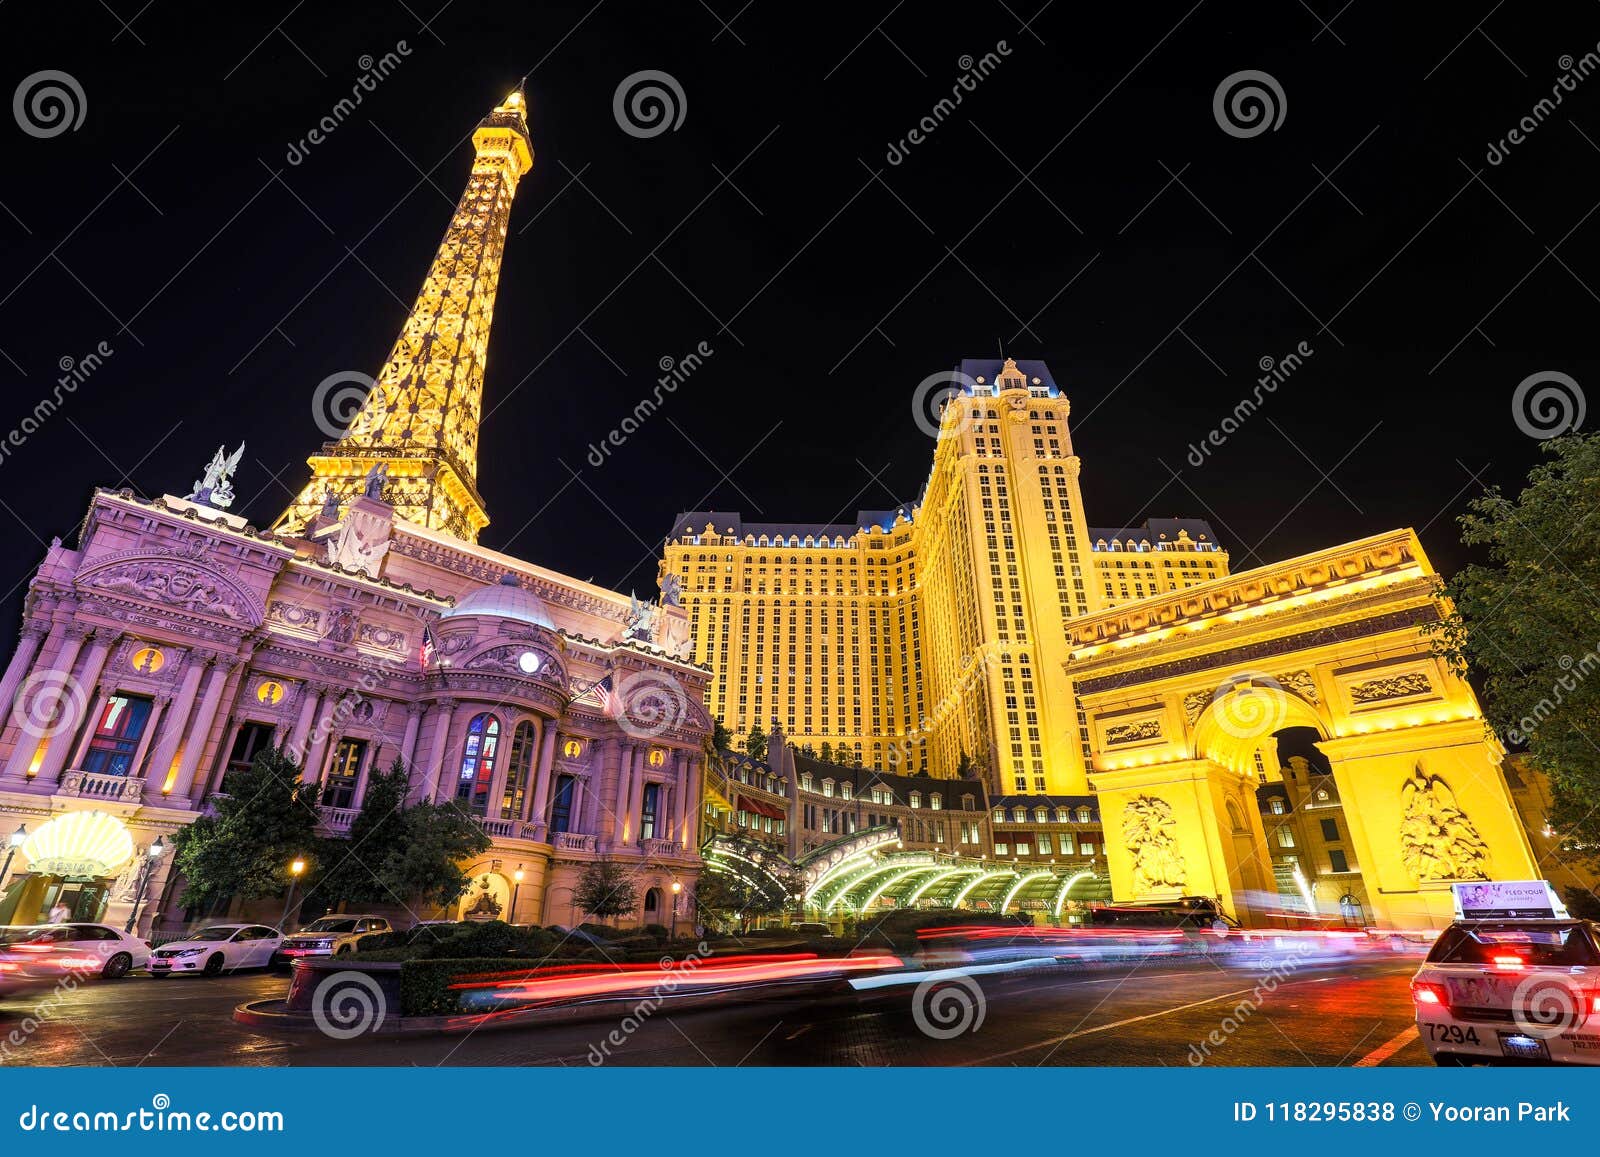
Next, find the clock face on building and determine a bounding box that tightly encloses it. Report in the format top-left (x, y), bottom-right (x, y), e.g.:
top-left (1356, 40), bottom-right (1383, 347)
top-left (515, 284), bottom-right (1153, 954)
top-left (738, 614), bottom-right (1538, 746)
top-left (517, 650), bottom-right (540, 674)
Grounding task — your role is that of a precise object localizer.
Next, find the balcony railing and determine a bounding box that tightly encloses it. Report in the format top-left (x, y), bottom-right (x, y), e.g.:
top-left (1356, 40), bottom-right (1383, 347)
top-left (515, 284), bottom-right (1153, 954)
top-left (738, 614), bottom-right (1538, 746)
top-left (58, 770), bottom-right (144, 803)
top-left (322, 807), bottom-right (359, 833)
top-left (554, 832), bottom-right (596, 852)
top-left (642, 837), bottom-right (682, 858)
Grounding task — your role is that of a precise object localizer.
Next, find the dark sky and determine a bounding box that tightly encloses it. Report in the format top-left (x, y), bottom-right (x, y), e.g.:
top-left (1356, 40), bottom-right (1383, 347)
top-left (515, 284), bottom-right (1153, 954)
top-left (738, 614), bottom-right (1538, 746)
top-left (2, 2), bottom-right (1599, 648)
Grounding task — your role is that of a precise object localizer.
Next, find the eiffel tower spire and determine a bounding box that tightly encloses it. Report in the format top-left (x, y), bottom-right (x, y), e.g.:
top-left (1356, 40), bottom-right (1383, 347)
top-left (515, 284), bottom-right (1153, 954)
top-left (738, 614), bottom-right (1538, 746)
top-left (274, 88), bottom-right (534, 543)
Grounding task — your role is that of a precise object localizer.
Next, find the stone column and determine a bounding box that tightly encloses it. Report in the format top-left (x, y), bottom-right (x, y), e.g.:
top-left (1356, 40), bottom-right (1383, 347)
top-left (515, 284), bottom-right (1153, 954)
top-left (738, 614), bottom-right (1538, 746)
top-left (129, 696), bottom-right (168, 781)
top-left (0, 623), bottom-right (48, 719)
top-left (143, 653), bottom-right (208, 792)
top-left (615, 743), bottom-right (640, 846)
top-left (683, 756), bottom-right (702, 851)
top-left (33, 628), bottom-right (116, 782)
top-left (525, 721), bottom-right (560, 834)
top-left (287, 682), bottom-right (321, 763)
top-left (301, 687), bottom-right (339, 785)
top-left (167, 659), bottom-right (235, 801)
top-left (399, 703), bottom-right (424, 771)
top-left (670, 750), bottom-right (688, 843)
top-left (417, 699), bottom-right (459, 803)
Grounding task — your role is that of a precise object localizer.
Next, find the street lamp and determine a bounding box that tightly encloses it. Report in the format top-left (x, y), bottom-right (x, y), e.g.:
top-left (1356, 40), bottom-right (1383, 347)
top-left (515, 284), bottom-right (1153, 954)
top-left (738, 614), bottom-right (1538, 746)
top-left (123, 836), bottom-right (166, 933)
top-left (670, 879), bottom-right (683, 941)
top-left (279, 857), bottom-right (306, 929)
top-left (0, 823), bottom-right (27, 893)
top-left (510, 866), bottom-right (524, 926)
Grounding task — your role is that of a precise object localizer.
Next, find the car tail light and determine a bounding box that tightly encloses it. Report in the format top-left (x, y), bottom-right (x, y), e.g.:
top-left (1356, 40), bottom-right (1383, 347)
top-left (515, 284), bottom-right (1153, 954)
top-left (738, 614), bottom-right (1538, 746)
top-left (1412, 980), bottom-right (1449, 1008)
top-left (1492, 954), bottom-right (1525, 970)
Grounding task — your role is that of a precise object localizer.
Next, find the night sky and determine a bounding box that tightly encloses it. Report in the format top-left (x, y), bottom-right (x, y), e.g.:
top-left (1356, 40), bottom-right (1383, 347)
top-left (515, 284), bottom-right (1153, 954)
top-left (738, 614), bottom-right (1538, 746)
top-left (2, 2), bottom-right (1599, 651)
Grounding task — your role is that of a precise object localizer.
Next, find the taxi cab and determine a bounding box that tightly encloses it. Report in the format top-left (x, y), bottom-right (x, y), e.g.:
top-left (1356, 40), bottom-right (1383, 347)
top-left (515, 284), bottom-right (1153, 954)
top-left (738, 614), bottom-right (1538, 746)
top-left (1412, 881), bottom-right (1600, 1065)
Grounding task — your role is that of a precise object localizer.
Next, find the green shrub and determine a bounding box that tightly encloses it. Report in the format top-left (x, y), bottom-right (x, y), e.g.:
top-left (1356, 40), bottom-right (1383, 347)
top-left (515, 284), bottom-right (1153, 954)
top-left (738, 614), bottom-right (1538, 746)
top-left (640, 923), bottom-right (669, 939)
top-left (575, 922), bottom-right (629, 940)
top-left (355, 931), bottom-right (404, 953)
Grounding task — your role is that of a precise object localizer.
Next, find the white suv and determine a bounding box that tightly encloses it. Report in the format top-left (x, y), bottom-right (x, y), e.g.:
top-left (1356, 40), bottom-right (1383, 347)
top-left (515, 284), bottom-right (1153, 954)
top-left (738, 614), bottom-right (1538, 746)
top-left (275, 915), bottom-right (391, 967)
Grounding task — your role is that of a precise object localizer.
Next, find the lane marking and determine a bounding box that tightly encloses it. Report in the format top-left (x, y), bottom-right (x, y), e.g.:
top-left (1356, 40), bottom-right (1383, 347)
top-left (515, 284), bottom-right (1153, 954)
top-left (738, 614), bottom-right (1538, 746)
top-left (960, 984), bottom-right (1263, 1066)
top-left (1352, 1024), bottom-right (1418, 1067)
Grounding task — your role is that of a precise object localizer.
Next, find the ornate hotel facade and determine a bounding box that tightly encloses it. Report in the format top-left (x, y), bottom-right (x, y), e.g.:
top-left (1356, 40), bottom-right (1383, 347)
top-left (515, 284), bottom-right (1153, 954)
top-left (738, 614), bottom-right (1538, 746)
top-left (0, 91), bottom-right (709, 935)
top-left (668, 362), bottom-right (1543, 928)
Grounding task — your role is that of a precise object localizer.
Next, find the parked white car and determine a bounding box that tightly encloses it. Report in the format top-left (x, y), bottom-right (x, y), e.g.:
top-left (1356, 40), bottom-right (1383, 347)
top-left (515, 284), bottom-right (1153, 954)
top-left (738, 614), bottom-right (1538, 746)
top-left (148, 924), bottom-right (283, 977)
top-left (0, 923), bottom-right (151, 979)
top-left (275, 914), bottom-right (391, 966)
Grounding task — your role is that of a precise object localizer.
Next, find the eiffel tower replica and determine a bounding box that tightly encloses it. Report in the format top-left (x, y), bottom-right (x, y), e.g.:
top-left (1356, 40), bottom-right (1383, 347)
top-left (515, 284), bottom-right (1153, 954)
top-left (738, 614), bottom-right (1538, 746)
top-left (273, 88), bottom-right (534, 544)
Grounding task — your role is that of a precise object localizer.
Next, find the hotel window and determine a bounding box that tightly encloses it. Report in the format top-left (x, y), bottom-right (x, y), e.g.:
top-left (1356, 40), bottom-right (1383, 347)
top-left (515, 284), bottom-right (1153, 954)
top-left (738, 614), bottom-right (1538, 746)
top-left (1036, 833), bottom-right (1053, 854)
top-left (321, 738), bottom-right (367, 808)
top-left (223, 722), bottom-right (275, 790)
top-left (822, 779), bottom-right (835, 797)
top-left (549, 774), bottom-right (577, 833)
top-left (1276, 827), bottom-right (1296, 848)
top-left (456, 713), bottom-right (502, 815)
top-left (641, 782), bottom-right (661, 840)
top-left (1034, 807), bottom-right (1048, 823)
top-left (909, 792), bottom-right (921, 808)
top-left (502, 721), bottom-right (538, 821)
top-left (1320, 818), bottom-right (1340, 841)
top-left (994, 841), bottom-right (1009, 856)
top-left (1270, 797), bottom-right (1287, 815)
top-left (81, 693), bottom-right (153, 778)
top-left (930, 793), bottom-right (942, 810)
top-left (1329, 849), bottom-right (1349, 873)
top-left (1076, 807), bottom-right (1091, 823)
top-left (1079, 840), bottom-right (1095, 855)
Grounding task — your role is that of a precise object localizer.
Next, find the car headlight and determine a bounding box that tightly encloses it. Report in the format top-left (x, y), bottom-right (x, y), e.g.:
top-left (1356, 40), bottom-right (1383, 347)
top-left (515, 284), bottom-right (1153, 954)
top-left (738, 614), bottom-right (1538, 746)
top-left (174, 948), bottom-right (208, 957)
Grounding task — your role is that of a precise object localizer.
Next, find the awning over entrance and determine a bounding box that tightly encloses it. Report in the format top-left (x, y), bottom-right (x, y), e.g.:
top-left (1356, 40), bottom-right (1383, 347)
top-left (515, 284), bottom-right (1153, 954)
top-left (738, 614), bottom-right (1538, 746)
top-left (736, 795), bottom-right (786, 821)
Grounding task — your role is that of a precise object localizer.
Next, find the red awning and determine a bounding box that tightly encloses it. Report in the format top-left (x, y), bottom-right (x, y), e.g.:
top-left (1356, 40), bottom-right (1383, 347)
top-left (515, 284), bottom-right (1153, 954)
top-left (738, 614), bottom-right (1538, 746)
top-left (737, 795), bottom-right (787, 821)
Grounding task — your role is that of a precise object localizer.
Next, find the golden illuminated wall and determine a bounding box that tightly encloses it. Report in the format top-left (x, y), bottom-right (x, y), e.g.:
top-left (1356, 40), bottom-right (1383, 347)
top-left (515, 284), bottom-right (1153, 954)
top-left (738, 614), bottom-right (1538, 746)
top-left (275, 91), bottom-right (535, 543)
top-left (1068, 528), bottom-right (1539, 928)
top-left (664, 358), bottom-right (1229, 795)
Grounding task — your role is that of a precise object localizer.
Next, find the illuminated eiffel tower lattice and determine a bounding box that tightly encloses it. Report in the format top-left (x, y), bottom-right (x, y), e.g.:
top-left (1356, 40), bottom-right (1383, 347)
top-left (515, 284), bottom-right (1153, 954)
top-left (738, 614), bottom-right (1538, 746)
top-left (273, 89), bottom-right (534, 543)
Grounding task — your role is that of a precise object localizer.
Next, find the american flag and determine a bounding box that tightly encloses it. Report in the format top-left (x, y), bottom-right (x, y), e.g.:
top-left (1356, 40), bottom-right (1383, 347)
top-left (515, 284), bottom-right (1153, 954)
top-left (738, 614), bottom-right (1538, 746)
top-left (591, 673), bottom-right (613, 712)
top-left (420, 624), bottom-right (438, 669)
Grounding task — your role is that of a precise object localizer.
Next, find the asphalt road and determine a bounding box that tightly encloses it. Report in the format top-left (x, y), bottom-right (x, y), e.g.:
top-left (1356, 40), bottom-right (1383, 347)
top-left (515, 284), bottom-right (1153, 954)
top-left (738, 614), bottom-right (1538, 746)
top-left (0, 952), bottom-right (1434, 1067)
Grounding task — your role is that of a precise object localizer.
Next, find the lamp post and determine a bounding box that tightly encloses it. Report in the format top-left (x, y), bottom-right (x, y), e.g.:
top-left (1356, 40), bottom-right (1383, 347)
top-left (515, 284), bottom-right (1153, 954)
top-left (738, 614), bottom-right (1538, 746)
top-left (279, 857), bottom-right (306, 929)
top-left (510, 867), bottom-right (524, 926)
top-left (670, 879), bottom-right (682, 941)
top-left (123, 836), bottom-right (167, 933)
top-left (0, 823), bottom-right (26, 894)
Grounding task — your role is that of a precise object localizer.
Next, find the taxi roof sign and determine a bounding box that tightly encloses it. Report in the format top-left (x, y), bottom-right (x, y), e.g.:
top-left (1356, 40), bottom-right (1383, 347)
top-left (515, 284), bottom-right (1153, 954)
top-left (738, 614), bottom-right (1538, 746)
top-left (1452, 880), bottom-right (1570, 921)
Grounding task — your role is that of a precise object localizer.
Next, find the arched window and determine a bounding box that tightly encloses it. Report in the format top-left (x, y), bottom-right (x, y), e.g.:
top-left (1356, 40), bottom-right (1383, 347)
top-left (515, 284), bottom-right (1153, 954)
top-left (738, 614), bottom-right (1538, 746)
top-left (1034, 807), bottom-right (1049, 823)
top-left (1012, 807), bottom-right (1027, 823)
top-left (1338, 894), bottom-right (1365, 928)
top-left (501, 721), bottom-right (537, 820)
top-left (644, 887), bottom-right (661, 916)
top-left (549, 773), bottom-right (577, 833)
top-left (456, 713), bottom-right (502, 815)
top-left (1076, 807), bottom-right (1091, 823)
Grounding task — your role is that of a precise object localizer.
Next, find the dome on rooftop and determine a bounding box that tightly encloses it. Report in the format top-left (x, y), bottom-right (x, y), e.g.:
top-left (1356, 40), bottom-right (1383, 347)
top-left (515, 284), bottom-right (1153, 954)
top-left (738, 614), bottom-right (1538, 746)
top-left (441, 573), bottom-right (555, 629)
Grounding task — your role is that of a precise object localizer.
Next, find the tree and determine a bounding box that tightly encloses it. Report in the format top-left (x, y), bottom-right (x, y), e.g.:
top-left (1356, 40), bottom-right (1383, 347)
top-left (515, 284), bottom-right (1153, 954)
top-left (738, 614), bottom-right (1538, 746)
top-left (574, 858), bottom-right (639, 924)
top-left (744, 724), bottom-right (768, 762)
top-left (694, 852), bottom-right (796, 933)
top-left (819, 741), bottom-right (834, 763)
top-left (1428, 434), bottom-right (1600, 851)
top-left (955, 749), bottom-right (977, 779)
top-left (316, 759), bottom-right (490, 911)
top-left (711, 716), bottom-right (733, 753)
top-left (171, 746), bottom-right (320, 912)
